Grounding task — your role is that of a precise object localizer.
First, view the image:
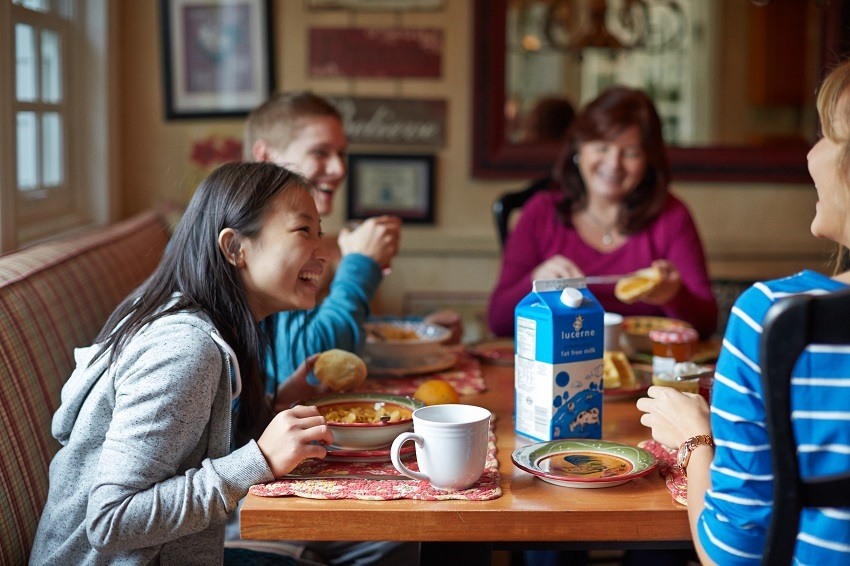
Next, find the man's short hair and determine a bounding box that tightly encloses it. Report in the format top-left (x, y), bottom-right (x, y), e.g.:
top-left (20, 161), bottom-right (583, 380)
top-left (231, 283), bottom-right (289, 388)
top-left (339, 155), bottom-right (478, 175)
top-left (243, 91), bottom-right (342, 160)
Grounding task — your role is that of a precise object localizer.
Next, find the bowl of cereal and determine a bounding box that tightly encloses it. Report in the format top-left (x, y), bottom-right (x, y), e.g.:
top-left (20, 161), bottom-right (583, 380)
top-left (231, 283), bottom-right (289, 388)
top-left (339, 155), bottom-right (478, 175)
top-left (363, 320), bottom-right (451, 361)
top-left (301, 392), bottom-right (425, 450)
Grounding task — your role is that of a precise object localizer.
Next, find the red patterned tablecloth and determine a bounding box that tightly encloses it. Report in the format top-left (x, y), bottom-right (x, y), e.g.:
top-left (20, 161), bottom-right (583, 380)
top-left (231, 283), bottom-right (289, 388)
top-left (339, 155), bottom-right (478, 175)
top-left (639, 439), bottom-right (687, 506)
top-left (250, 429), bottom-right (501, 501)
top-left (356, 350), bottom-right (485, 396)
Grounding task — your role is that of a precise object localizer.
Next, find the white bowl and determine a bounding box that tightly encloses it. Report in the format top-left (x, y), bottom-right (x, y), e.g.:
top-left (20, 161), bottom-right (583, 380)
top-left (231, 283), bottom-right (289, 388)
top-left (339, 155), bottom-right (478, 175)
top-left (363, 321), bottom-right (450, 361)
top-left (301, 392), bottom-right (425, 450)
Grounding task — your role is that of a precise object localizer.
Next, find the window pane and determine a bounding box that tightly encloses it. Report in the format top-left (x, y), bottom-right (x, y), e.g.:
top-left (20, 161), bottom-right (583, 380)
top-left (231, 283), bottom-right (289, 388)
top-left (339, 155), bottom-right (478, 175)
top-left (42, 113), bottom-right (63, 186)
top-left (15, 24), bottom-right (38, 102)
top-left (41, 30), bottom-right (62, 103)
top-left (17, 112), bottom-right (39, 191)
top-left (21, 0), bottom-right (49, 12)
top-left (55, 0), bottom-right (74, 19)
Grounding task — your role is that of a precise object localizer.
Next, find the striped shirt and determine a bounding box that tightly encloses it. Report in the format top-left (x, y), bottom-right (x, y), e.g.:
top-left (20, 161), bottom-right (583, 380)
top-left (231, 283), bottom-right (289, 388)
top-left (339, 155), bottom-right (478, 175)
top-left (699, 270), bottom-right (850, 564)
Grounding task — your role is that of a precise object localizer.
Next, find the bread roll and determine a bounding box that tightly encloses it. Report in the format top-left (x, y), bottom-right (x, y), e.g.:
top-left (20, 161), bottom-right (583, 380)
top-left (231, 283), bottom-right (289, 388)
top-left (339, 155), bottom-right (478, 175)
top-left (614, 267), bottom-right (662, 304)
top-left (314, 349), bottom-right (368, 391)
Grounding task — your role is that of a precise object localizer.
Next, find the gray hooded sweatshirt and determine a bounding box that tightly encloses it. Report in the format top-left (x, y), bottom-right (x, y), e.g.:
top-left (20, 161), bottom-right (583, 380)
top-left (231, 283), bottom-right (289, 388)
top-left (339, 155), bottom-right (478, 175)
top-left (30, 310), bottom-right (274, 565)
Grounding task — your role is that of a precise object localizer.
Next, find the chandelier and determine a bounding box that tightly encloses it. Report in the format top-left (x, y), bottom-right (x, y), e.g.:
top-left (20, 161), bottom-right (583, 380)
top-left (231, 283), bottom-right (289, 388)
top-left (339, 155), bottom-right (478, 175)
top-left (517, 0), bottom-right (686, 55)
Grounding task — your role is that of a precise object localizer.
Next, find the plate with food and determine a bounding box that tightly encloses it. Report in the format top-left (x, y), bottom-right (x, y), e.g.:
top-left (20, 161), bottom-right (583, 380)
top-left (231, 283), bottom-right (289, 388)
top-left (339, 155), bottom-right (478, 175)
top-left (621, 316), bottom-right (693, 354)
top-left (512, 439), bottom-right (657, 488)
top-left (364, 320), bottom-right (451, 361)
top-left (299, 392), bottom-right (424, 450)
top-left (602, 352), bottom-right (651, 399)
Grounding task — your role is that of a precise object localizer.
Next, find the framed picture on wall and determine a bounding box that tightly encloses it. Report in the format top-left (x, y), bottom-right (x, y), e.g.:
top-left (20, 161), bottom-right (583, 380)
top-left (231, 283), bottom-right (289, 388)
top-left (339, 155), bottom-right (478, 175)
top-left (347, 154), bottom-right (435, 224)
top-left (159, 0), bottom-right (274, 119)
top-left (307, 0), bottom-right (445, 10)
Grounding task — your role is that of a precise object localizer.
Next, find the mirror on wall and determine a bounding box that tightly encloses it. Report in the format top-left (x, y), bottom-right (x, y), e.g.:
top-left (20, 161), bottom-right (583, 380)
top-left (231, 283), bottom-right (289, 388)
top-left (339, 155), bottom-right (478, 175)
top-left (473, 0), bottom-right (847, 183)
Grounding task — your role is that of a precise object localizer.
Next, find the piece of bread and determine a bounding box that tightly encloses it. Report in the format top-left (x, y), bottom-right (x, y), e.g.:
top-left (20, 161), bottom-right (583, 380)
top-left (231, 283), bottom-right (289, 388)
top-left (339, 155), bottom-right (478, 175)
top-left (603, 351), bottom-right (635, 390)
top-left (614, 267), bottom-right (662, 304)
top-left (313, 349), bottom-right (368, 392)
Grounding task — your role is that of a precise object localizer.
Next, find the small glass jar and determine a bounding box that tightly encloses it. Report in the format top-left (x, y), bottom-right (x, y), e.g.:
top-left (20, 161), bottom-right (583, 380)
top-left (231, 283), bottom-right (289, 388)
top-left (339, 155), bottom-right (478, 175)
top-left (649, 327), bottom-right (699, 393)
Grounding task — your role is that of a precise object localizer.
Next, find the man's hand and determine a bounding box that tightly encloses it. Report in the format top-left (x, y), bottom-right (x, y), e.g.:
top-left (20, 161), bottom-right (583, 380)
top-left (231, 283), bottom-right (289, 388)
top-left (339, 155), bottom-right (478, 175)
top-left (338, 216), bottom-right (401, 270)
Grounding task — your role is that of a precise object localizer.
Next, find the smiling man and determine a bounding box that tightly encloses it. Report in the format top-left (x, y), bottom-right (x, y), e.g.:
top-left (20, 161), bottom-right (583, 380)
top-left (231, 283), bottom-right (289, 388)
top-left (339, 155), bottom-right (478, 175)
top-left (244, 92), bottom-right (402, 381)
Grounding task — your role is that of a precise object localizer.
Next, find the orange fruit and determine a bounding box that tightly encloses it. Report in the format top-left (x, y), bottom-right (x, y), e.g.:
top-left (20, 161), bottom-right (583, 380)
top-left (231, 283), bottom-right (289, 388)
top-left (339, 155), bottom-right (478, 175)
top-left (413, 379), bottom-right (459, 406)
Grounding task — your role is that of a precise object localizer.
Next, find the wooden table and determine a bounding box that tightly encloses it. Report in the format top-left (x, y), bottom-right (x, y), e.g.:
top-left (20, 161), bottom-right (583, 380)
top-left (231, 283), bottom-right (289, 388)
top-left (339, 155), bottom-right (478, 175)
top-left (241, 363), bottom-right (692, 563)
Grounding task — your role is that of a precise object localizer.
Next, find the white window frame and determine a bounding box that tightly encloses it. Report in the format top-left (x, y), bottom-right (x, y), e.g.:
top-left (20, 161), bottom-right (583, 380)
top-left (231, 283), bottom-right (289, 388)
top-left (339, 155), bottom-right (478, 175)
top-left (0, 0), bottom-right (114, 252)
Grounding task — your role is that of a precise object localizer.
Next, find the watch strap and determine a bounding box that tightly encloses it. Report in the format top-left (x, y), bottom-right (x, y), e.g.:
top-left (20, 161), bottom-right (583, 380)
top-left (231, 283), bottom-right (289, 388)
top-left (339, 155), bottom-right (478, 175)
top-left (677, 434), bottom-right (714, 476)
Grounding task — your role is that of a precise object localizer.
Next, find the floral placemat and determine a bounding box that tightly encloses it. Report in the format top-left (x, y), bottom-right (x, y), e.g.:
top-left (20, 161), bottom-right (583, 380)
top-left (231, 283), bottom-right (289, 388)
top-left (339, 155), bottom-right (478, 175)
top-left (356, 350), bottom-right (485, 396)
top-left (638, 439), bottom-right (687, 506)
top-left (250, 429), bottom-right (501, 501)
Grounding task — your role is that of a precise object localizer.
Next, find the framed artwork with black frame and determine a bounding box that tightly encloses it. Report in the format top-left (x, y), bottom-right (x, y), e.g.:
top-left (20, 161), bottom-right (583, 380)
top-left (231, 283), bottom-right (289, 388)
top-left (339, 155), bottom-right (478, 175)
top-left (346, 154), bottom-right (435, 224)
top-left (159, 0), bottom-right (274, 120)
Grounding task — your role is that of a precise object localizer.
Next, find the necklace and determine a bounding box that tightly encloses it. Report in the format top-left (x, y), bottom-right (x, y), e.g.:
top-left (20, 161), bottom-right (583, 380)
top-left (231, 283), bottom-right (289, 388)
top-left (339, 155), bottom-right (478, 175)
top-left (584, 209), bottom-right (617, 246)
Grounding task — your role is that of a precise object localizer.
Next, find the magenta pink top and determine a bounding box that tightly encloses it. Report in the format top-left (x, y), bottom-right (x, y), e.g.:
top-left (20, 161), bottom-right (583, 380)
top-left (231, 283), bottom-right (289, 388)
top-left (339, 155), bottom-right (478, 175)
top-left (487, 190), bottom-right (718, 338)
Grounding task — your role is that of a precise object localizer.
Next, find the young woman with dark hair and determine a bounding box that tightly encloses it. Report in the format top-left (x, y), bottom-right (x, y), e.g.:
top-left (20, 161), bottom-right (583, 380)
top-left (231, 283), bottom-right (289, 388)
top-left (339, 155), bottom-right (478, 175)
top-left (488, 86), bottom-right (717, 338)
top-left (30, 162), bottom-right (333, 565)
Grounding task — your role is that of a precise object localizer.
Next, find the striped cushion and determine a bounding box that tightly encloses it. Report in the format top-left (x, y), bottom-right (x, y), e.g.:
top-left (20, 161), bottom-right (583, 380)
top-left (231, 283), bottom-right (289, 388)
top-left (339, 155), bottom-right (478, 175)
top-left (0, 212), bottom-right (168, 564)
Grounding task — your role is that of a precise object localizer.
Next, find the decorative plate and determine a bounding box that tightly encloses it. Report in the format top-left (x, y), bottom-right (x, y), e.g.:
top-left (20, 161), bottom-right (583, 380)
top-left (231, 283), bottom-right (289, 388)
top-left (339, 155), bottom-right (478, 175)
top-left (604, 365), bottom-right (652, 399)
top-left (367, 349), bottom-right (457, 377)
top-left (511, 439), bottom-right (657, 488)
top-left (324, 443), bottom-right (415, 463)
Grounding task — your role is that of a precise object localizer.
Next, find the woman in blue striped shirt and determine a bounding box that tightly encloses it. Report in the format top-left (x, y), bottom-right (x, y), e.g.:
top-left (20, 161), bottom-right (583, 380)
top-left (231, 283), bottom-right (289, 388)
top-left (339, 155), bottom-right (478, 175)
top-left (636, 59), bottom-right (850, 565)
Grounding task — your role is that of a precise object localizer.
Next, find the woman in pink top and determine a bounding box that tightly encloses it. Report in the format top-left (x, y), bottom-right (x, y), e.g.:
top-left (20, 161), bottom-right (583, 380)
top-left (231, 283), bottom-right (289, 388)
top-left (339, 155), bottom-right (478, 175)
top-left (488, 87), bottom-right (717, 338)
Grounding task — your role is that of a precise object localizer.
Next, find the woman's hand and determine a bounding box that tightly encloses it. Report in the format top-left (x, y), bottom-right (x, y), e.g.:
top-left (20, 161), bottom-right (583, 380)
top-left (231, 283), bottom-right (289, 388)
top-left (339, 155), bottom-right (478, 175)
top-left (273, 354), bottom-right (327, 412)
top-left (338, 216), bottom-right (401, 270)
top-left (424, 309), bottom-right (463, 345)
top-left (257, 405), bottom-right (334, 477)
top-left (531, 255), bottom-right (585, 282)
top-left (639, 259), bottom-right (682, 305)
top-left (636, 385), bottom-right (711, 449)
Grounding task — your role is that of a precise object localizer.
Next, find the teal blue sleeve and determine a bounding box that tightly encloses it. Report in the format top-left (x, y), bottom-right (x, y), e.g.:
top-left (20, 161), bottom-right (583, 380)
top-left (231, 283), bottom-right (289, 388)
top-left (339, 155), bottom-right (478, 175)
top-left (262, 253), bottom-right (382, 393)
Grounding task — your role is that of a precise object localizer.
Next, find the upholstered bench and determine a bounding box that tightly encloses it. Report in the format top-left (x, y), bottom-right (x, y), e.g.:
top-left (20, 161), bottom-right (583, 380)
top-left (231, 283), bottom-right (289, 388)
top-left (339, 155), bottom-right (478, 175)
top-left (0, 212), bottom-right (169, 563)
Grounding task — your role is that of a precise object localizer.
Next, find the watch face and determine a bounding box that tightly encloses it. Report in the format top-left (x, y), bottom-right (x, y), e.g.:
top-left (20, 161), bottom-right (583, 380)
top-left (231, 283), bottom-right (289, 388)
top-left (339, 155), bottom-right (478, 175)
top-left (677, 442), bottom-right (689, 469)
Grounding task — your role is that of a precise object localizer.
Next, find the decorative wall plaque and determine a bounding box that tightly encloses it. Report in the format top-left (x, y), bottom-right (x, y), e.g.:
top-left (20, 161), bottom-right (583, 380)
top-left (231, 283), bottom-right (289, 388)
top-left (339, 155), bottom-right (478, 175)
top-left (328, 96), bottom-right (446, 146)
top-left (307, 0), bottom-right (444, 10)
top-left (309, 28), bottom-right (442, 78)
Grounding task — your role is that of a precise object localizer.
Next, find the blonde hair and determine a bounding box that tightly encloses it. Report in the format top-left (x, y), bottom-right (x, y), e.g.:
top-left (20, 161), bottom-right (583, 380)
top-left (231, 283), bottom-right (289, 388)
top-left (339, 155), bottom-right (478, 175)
top-left (816, 59), bottom-right (850, 273)
top-left (243, 91), bottom-right (342, 160)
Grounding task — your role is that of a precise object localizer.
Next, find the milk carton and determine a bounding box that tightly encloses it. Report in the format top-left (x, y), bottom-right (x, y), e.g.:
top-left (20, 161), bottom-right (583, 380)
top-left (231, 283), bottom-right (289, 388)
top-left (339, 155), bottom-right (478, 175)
top-left (514, 279), bottom-right (604, 441)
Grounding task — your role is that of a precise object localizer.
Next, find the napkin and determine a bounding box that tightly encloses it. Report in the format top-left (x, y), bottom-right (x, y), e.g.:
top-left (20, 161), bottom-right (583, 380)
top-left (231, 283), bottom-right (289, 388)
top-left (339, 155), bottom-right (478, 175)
top-left (638, 439), bottom-right (687, 506)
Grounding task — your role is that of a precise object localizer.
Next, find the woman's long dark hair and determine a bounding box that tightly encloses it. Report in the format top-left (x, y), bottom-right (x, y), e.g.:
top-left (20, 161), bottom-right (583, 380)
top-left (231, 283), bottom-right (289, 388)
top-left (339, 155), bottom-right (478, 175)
top-left (94, 162), bottom-right (311, 443)
top-left (552, 86), bottom-right (671, 234)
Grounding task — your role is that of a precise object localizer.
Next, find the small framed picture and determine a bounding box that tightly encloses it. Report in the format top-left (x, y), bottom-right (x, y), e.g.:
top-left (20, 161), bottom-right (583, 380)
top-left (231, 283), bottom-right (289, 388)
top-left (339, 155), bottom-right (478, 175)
top-left (159, 0), bottom-right (274, 119)
top-left (347, 154), bottom-right (435, 224)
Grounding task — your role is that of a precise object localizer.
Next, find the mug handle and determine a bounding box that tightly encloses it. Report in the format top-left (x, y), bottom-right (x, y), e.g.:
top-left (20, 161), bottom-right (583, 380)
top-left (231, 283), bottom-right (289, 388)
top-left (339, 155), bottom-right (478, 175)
top-left (390, 432), bottom-right (429, 482)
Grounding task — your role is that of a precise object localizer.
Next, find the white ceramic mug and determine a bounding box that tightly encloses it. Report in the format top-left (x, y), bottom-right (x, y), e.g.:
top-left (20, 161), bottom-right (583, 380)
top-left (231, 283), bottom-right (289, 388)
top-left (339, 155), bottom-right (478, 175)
top-left (390, 404), bottom-right (491, 490)
top-left (603, 312), bottom-right (624, 352)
